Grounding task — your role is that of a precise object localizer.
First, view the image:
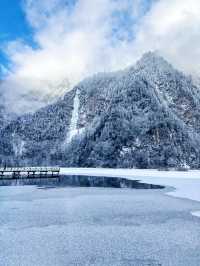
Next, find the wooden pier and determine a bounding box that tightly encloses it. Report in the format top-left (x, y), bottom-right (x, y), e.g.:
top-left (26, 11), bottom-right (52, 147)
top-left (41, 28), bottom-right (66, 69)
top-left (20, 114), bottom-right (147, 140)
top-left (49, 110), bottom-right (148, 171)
top-left (0, 167), bottom-right (60, 180)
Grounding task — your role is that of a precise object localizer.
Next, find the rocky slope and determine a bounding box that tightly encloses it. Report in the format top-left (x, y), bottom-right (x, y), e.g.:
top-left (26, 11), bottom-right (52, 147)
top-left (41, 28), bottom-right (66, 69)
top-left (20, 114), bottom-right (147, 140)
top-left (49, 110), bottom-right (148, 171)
top-left (1, 52), bottom-right (200, 168)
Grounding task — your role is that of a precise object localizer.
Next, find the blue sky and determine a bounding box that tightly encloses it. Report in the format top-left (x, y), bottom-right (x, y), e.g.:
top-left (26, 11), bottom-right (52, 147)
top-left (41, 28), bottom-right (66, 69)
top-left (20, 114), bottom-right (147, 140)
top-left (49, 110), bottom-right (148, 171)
top-left (0, 1), bottom-right (30, 41)
top-left (0, 0), bottom-right (154, 76)
top-left (0, 0), bottom-right (151, 43)
top-left (0, 0), bottom-right (32, 72)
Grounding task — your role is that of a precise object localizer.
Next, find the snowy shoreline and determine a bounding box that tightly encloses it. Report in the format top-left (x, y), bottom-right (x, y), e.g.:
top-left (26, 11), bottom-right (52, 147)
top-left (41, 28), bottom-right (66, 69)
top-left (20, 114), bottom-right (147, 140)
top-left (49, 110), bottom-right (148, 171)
top-left (61, 168), bottom-right (200, 218)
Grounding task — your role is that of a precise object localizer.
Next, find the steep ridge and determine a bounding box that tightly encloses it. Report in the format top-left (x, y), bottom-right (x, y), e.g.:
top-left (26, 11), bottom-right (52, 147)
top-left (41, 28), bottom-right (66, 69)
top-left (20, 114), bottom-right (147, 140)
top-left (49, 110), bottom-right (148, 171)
top-left (1, 52), bottom-right (200, 168)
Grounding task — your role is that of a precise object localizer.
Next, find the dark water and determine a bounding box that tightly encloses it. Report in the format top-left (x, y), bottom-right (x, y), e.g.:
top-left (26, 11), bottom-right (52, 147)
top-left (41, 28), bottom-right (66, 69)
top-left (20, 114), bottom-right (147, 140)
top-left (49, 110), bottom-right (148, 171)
top-left (58, 175), bottom-right (165, 189)
top-left (0, 175), bottom-right (165, 189)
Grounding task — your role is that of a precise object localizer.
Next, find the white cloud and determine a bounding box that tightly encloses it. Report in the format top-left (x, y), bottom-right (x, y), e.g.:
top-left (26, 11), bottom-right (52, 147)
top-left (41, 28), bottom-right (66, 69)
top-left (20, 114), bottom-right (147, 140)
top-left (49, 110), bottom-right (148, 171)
top-left (1, 0), bottom-right (200, 114)
top-left (130, 0), bottom-right (200, 73)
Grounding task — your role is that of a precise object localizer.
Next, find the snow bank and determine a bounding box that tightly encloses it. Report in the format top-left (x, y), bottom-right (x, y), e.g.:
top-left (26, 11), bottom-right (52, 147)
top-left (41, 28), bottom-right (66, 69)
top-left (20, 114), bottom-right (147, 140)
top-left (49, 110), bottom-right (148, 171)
top-left (191, 211), bottom-right (200, 217)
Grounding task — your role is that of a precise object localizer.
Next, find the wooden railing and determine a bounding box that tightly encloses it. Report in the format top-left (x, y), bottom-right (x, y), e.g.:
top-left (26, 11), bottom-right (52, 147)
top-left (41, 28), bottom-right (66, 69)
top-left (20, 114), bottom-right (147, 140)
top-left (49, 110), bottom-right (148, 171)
top-left (0, 167), bottom-right (60, 179)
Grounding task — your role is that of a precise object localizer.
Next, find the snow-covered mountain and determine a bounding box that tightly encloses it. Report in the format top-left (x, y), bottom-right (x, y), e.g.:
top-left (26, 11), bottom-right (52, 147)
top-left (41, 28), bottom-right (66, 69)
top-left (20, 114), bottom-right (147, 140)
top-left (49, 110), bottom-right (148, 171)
top-left (1, 52), bottom-right (200, 168)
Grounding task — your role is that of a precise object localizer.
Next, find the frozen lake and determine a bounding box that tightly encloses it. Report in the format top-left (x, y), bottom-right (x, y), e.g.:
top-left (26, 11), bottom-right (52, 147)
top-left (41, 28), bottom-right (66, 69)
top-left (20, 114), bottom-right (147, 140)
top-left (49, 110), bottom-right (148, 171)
top-left (0, 183), bottom-right (200, 266)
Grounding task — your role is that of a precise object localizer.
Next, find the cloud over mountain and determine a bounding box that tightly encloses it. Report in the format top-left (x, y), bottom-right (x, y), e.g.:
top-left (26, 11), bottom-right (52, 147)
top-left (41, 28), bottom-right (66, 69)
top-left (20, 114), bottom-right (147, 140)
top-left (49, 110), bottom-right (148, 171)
top-left (1, 0), bottom-right (200, 113)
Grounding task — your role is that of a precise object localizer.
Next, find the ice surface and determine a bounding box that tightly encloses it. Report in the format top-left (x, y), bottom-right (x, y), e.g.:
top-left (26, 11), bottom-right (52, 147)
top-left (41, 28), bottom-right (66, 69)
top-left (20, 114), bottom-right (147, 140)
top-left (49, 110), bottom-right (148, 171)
top-left (0, 185), bottom-right (200, 266)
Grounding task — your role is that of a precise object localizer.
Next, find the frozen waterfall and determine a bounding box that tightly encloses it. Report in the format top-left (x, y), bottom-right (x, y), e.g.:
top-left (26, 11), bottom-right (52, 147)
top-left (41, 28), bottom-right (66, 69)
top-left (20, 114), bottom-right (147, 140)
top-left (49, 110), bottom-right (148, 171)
top-left (65, 89), bottom-right (80, 144)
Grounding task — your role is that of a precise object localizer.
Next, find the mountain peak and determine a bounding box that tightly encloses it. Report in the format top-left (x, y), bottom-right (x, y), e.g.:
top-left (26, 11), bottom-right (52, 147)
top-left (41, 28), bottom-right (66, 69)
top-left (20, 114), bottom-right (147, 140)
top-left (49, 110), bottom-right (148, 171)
top-left (140, 51), bottom-right (161, 60)
top-left (135, 51), bottom-right (174, 73)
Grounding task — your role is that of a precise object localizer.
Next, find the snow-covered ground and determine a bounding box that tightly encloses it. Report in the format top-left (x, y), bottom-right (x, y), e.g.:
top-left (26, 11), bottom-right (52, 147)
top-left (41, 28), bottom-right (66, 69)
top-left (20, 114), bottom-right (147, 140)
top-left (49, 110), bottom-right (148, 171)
top-left (61, 168), bottom-right (200, 217)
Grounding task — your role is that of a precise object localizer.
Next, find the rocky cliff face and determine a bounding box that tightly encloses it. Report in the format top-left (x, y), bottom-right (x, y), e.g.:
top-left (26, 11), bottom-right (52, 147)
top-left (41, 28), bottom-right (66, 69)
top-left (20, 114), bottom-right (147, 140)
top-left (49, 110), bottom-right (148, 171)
top-left (1, 52), bottom-right (200, 169)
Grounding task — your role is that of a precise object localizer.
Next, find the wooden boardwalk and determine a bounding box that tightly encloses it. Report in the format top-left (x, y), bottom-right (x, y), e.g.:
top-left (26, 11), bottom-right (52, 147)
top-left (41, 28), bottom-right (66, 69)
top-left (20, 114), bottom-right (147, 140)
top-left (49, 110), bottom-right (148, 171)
top-left (0, 167), bottom-right (60, 180)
